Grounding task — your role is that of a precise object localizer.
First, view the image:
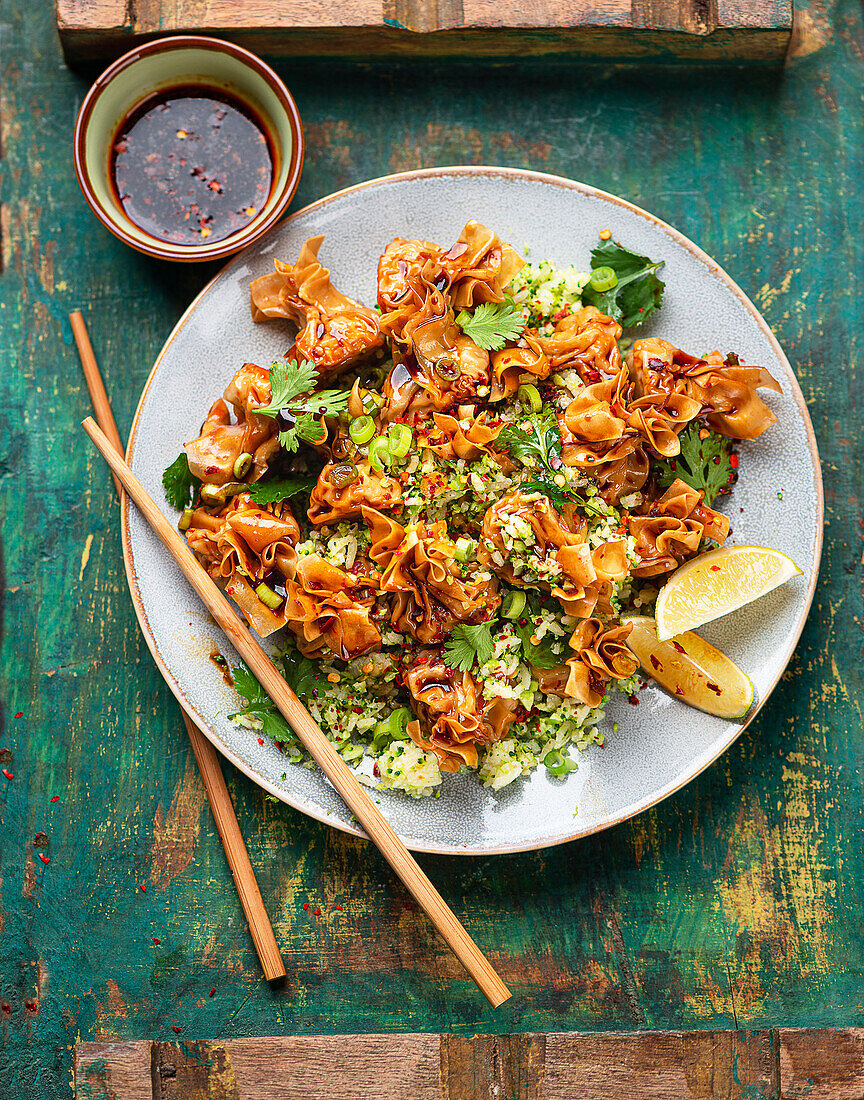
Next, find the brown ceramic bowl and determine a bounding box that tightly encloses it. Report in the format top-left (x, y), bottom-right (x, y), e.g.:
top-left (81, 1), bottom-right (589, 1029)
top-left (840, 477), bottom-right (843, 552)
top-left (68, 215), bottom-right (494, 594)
top-left (73, 36), bottom-right (304, 262)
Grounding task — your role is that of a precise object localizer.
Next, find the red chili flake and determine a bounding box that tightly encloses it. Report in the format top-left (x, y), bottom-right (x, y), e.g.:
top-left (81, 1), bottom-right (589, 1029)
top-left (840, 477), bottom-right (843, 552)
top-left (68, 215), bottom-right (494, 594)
top-left (313, 908), bottom-right (321, 916)
top-left (140, 884), bottom-right (146, 892)
top-left (729, 454), bottom-right (739, 468)
top-left (649, 655), bottom-right (661, 670)
top-left (172, 1025), bottom-right (181, 1034)
top-left (34, 832), bottom-right (48, 846)
top-left (205, 465), bottom-right (218, 474)
top-left (302, 902), bottom-right (309, 910)
top-left (552, 305), bottom-right (571, 322)
top-left (675, 687), bottom-right (685, 696)
top-left (38, 853), bottom-right (50, 865)
top-left (707, 683), bottom-right (722, 695)
top-left (587, 370), bottom-right (601, 383)
top-left (2, 769), bottom-right (13, 780)
top-left (50, 795), bottom-right (59, 802)
top-left (671, 641), bottom-right (686, 654)
top-left (334, 905), bottom-right (343, 912)
top-left (153, 938), bottom-right (161, 945)
top-left (0, 1003), bottom-right (11, 1015)
top-left (628, 695), bottom-right (640, 705)
top-left (257, 737), bottom-right (264, 746)
top-left (710, 565), bottom-right (721, 571)
top-left (209, 988), bottom-right (216, 997)
top-left (24, 1001), bottom-right (37, 1013)
top-left (14, 712), bottom-right (22, 719)
top-left (712, 455), bottom-right (721, 465)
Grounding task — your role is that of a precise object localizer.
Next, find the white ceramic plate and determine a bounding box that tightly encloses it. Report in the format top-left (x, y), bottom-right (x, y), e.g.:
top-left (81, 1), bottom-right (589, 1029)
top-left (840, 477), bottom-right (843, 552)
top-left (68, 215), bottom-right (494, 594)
top-left (122, 167), bottom-right (823, 855)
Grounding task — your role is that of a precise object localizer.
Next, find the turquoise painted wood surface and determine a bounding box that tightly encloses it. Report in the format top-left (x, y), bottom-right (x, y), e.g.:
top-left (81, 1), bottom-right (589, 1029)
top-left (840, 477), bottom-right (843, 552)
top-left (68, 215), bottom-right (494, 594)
top-left (1, 1), bottom-right (862, 1095)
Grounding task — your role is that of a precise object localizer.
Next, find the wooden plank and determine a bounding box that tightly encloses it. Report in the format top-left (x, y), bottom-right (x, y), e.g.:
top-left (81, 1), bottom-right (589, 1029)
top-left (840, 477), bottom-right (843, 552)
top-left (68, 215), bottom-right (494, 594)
top-left (780, 1029), bottom-right (864, 1100)
top-left (75, 1041), bottom-right (154, 1100)
top-left (54, 0), bottom-right (793, 61)
top-left (87, 1029), bottom-right (864, 1099)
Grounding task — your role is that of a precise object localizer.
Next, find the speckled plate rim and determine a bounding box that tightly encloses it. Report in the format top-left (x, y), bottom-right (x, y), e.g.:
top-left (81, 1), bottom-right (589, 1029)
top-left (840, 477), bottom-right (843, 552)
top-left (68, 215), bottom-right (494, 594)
top-left (120, 165), bottom-right (823, 855)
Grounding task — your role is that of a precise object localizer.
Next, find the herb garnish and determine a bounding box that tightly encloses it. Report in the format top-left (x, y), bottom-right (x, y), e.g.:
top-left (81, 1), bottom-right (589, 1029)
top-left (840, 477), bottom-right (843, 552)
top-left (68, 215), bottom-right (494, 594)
top-left (443, 621), bottom-right (497, 672)
top-left (655, 426), bottom-right (736, 506)
top-left (497, 408), bottom-right (605, 516)
top-left (231, 653), bottom-right (328, 744)
top-left (255, 358), bottom-right (352, 452)
top-left (455, 298), bottom-right (525, 351)
top-left (583, 241), bottom-right (665, 328)
top-left (162, 452), bottom-right (200, 510)
top-left (246, 474), bottom-right (318, 506)
top-left (514, 602), bottom-right (565, 670)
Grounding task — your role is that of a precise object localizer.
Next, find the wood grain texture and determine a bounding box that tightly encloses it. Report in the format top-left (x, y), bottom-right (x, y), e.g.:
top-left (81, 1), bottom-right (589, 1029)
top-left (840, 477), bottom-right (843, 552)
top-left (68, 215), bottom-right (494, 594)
top-left (2, 0), bottom-right (863, 1096)
top-left (54, 0), bottom-right (792, 61)
top-left (75, 1029), bottom-right (864, 1098)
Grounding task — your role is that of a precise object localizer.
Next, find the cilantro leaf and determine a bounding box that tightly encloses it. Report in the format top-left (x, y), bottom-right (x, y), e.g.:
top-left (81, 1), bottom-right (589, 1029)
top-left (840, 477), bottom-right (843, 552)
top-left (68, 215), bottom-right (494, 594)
top-left (282, 651), bottom-right (329, 701)
top-left (497, 410), bottom-right (606, 517)
top-left (512, 595), bottom-right (567, 669)
top-left (455, 298), bottom-right (525, 351)
top-left (255, 360), bottom-right (350, 454)
top-left (246, 474), bottom-right (318, 505)
top-left (230, 662), bottom-right (293, 745)
top-left (654, 426), bottom-right (736, 506)
top-left (583, 241), bottom-right (665, 328)
top-left (443, 621), bottom-right (496, 672)
top-left (255, 358), bottom-right (319, 416)
top-left (162, 452), bottom-right (200, 511)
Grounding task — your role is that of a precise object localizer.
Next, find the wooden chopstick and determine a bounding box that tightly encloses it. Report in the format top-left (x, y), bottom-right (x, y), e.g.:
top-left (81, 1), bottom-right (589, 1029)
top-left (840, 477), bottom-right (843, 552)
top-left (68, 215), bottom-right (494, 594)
top-left (81, 415), bottom-right (512, 1009)
top-left (70, 312), bottom-right (286, 983)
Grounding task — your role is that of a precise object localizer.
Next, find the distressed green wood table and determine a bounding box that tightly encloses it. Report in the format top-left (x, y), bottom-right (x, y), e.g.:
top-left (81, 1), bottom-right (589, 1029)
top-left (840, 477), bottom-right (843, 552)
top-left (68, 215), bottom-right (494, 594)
top-left (2, 1), bottom-right (862, 1095)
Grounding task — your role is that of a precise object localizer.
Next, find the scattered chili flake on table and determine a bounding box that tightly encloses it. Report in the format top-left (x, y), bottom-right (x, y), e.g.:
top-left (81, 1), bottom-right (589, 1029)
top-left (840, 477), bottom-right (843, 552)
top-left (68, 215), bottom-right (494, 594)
top-left (334, 905), bottom-right (343, 912)
top-left (38, 854), bottom-right (50, 865)
top-left (140, 884), bottom-right (147, 892)
top-left (209, 988), bottom-right (216, 997)
top-left (153, 938), bottom-right (161, 945)
top-left (313, 908), bottom-right (321, 916)
top-left (14, 712), bottom-right (22, 719)
top-left (33, 832), bottom-right (48, 846)
top-left (302, 902), bottom-right (309, 910)
top-left (2, 769), bottom-right (13, 780)
top-left (50, 796), bottom-right (59, 802)
top-left (172, 1026), bottom-right (181, 1034)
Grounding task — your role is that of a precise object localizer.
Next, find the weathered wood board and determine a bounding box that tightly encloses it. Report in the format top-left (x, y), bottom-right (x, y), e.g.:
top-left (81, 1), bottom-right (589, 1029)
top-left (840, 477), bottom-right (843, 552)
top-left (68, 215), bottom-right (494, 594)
top-left (0, 0), bottom-right (860, 1097)
top-left (55, 0), bottom-right (794, 63)
top-left (74, 1029), bottom-right (864, 1098)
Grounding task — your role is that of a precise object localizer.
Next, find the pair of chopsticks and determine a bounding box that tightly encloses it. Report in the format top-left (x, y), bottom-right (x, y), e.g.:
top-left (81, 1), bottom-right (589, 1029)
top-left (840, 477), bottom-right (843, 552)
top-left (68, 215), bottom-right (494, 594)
top-left (72, 313), bottom-right (286, 982)
top-left (72, 313), bottom-right (510, 1008)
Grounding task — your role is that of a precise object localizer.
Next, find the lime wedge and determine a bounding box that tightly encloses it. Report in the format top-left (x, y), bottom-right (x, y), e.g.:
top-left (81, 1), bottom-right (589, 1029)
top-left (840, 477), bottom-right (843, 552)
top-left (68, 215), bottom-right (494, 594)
top-left (623, 615), bottom-right (754, 720)
top-left (655, 545), bottom-right (802, 642)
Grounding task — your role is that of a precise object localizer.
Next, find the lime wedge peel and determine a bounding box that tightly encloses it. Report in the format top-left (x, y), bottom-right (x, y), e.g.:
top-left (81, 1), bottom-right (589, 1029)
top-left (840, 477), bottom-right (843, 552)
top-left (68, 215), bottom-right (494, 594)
top-left (654, 545), bottom-right (803, 643)
top-left (623, 615), bottom-right (755, 720)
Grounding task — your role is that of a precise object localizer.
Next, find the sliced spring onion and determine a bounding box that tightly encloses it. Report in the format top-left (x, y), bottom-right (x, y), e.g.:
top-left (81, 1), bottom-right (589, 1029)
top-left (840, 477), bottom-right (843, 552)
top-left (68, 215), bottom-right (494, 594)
top-left (454, 537), bottom-right (473, 562)
top-left (233, 452), bottom-right (253, 479)
top-left (348, 414), bottom-right (375, 445)
top-left (501, 590), bottom-right (527, 619)
top-left (330, 462), bottom-right (359, 489)
top-left (368, 436), bottom-right (391, 473)
top-left (434, 357), bottom-right (462, 382)
top-left (200, 482), bottom-right (242, 508)
top-left (589, 265), bottom-right (618, 292)
top-left (387, 423), bottom-right (413, 459)
top-left (543, 749), bottom-right (578, 777)
top-left (373, 707), bottom-right (413, 745)
top-left (255, 582), bottom-right (283, 610)
top-left (517, 383), bottom-right (542, 412)
top-left (178, 508), bottom-right (194, 532)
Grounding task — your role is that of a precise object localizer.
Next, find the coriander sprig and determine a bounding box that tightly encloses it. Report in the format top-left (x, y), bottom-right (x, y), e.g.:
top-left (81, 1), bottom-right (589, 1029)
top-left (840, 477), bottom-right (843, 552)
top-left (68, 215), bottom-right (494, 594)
top-left (497, 408), bottom-right (605, 516)
top-left (654, 425), bottom-right (736, 505)
top-left (583, 241), bottom-right (665, 328)
top-left (455, 298), bottom-right (525, 351)
top-left (255, 359), bottom-right (352, 453)
top-left (443, 621), bottom-right (496, 672)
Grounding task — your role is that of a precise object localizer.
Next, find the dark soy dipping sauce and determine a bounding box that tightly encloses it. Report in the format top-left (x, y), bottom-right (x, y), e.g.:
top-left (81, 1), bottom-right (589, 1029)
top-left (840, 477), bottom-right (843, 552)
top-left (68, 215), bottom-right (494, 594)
top-left (111, 86), bottom-right (274, 245)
